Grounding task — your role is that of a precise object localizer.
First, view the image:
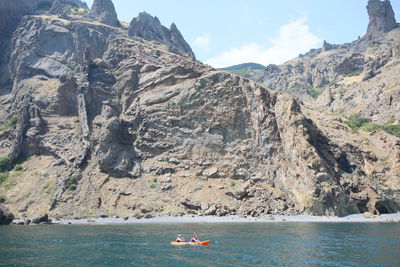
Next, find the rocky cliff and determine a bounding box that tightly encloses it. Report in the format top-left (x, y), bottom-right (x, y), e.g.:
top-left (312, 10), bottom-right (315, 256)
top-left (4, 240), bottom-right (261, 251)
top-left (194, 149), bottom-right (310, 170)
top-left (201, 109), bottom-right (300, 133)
top-left (0, 0), bottom-right (398, 222)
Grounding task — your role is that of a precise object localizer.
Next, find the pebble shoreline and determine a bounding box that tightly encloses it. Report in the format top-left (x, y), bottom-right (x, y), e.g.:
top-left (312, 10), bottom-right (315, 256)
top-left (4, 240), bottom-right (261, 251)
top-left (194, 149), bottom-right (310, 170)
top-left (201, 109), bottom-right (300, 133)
top-left (45, 213), bottom-right (400, 225)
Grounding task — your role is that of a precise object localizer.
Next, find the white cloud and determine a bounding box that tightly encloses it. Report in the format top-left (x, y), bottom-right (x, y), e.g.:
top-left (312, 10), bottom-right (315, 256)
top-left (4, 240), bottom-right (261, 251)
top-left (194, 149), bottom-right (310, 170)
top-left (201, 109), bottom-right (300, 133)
top-left (205, 17), bottom-right (322, 68)
top-left (193, 33), bottom-right (211, 51)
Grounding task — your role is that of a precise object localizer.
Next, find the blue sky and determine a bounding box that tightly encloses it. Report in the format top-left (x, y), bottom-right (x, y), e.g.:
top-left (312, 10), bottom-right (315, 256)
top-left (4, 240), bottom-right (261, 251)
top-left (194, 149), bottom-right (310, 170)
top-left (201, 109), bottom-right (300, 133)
top-left (85, 0), bottom-right (400, 68)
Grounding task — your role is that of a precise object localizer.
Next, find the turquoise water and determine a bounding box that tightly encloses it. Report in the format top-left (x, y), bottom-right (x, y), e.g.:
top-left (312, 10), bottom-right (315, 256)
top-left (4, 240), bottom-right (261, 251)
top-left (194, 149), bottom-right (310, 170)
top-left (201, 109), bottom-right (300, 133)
top-left (0, 223), bottom-right (399, 266)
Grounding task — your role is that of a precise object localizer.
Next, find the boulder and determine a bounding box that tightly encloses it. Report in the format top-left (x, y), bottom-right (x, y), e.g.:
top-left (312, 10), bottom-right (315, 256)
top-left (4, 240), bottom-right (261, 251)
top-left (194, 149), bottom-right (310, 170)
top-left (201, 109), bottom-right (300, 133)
top-left (180, 199), bottom-right (201, 211)
top-left (31, 213), bottom-right (49, 224)
top-left (0, 204), bottom-right (14, 225)
top-left (202, 167), bottom-right (220, 178)
top-left (363, 212), bottom-right (375, 218)
top-left (203, 205), bottom-right (217, 216)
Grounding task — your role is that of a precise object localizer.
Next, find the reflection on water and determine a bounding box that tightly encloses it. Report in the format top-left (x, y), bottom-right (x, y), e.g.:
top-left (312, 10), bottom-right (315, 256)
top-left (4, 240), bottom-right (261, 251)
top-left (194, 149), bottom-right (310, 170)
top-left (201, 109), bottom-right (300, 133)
top-left (0, 223), bottom-right (399, 266)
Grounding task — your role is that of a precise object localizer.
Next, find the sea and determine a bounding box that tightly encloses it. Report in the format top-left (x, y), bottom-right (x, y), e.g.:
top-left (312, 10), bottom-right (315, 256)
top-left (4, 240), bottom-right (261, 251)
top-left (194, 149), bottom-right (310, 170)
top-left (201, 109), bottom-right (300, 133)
top-left (0, 222), bottom-right (399, 266)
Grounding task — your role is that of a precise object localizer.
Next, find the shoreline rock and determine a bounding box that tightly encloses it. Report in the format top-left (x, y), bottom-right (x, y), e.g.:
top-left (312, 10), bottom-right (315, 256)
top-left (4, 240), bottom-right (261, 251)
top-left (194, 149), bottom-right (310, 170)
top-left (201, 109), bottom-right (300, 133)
top-left (0, 204), bottom-right (14, 225)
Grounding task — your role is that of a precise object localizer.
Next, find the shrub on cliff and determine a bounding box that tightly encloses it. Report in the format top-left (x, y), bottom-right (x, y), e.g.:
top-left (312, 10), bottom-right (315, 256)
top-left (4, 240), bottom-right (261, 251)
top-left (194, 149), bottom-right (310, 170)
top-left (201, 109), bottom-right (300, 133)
top-left (345, 114), bottom-right (369, 131)
top-left (346, 115), bottom-right (400, 138)
top-left (0, 115), bottom-right (18, 131)
top-left (0, 172), bottom-right (9, 185)
top-left (65, 176), bottom-right (78, 191)
top-left (0, 157), bottom-right (11, 173)
top-left (381, 124), bottom-right (400, 138)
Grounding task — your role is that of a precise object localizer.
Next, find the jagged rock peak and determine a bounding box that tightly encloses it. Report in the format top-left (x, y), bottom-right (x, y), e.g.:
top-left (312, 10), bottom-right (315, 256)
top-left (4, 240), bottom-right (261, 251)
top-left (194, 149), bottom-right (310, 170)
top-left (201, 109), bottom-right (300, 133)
top-left (89, 0), bottom-right (120, 27)
top-left (366, 0), bottom-right (397, 39)
top-left (322, 40), bottom-right (333, 52)
top-left (128, 12), bottom-right (195, 59)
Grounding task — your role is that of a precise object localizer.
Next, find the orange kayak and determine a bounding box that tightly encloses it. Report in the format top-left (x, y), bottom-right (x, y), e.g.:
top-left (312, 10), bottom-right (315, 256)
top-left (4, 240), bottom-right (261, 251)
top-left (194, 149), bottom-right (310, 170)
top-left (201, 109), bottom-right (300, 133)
top-left (170, 240), bottom-right (210, 246)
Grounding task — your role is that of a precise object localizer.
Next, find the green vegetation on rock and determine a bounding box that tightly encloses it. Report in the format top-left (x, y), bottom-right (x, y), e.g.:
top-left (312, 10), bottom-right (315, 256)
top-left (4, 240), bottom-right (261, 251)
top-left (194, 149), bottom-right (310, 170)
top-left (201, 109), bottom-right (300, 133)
top-left (307, 87), bottom-right (325, 99)
top-left (361, 123), bottom-right (400, 137)
top-left (44, 181), bottom-right (56, 194)
top-left (219, 63), bottom-right (266, 77)
top-left (0, 157), bottom-right (11, 173)
top-left (65, 176), bottom-right (78, 191)
top-left (305, 82), bottom-right (336, 99)
top-left (0, 115), bottom-right (18, 131)
top-left (345, 114), bottom-right (400, 137)
top-left (0, 172), bottom-right (9, 185)
top-left (13, 164), bottom-right (24, 171)
top-left (344, 114), bottom-right (369, 131)
top-left (345, 70), bottom-right (363, 77)
top-left (220, 63), bottom-right (266, 71)
top-left (64, 6), bottom-right (88, 16)
top-left (361, 123), bottom-right (381, 132)
top-left (376, 124), bottom-right (400, 137)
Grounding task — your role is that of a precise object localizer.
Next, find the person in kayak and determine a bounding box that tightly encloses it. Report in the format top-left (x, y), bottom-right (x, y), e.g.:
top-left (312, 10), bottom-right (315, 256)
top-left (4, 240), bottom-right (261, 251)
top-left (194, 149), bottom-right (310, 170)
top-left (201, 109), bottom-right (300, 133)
top-left (191, 232), bottom-right (199, 243)
top-left (176, 234), bottom-right (185, 242)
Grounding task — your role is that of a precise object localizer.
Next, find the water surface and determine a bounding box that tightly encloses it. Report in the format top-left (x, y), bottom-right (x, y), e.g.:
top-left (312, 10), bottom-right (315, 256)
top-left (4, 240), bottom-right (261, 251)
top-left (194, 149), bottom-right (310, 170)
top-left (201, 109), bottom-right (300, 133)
top-left (0, 223), bottom-right (399, 266)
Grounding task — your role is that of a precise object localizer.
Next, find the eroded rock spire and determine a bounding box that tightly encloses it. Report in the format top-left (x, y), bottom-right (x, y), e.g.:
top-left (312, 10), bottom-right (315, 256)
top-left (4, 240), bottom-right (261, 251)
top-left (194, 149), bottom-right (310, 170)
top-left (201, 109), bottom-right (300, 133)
top-left (89, 0), bottom-right (120, 27)
top-left (366, 0), bottom-right (397, 39)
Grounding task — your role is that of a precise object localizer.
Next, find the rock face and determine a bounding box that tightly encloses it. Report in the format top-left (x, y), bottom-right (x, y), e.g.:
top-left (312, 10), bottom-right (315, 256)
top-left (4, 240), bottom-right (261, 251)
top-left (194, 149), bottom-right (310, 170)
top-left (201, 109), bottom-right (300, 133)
top-left (366, 0), bottom-right (397, 39)
top-left (128, 12), bottom-right (195, 58)
top-left (0, 2), bottom-right (399, 220)
top-left (0, 204), bottom-right (14, 225)
top-left (88, 0), bottom-right (119, 27)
